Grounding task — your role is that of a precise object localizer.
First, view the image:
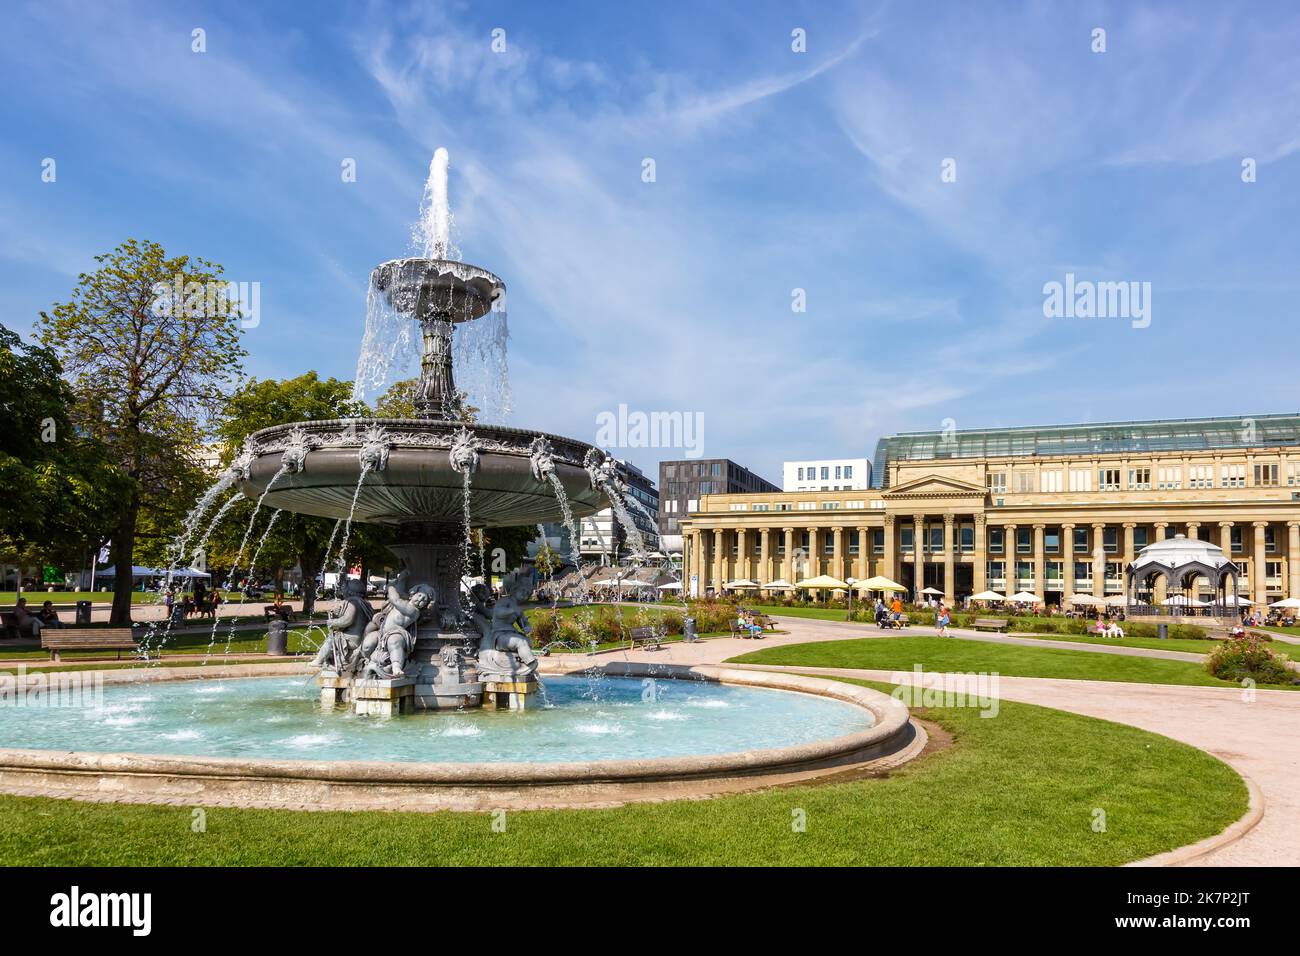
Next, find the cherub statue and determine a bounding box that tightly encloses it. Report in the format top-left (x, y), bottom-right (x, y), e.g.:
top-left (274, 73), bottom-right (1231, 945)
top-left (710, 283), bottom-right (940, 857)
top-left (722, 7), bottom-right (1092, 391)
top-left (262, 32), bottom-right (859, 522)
top-left (310, 577), bottom-right (373, 671)
top-left (358, 570), bottom-right (433, 679)
top-left (475, 568), bottom-right (538, 678)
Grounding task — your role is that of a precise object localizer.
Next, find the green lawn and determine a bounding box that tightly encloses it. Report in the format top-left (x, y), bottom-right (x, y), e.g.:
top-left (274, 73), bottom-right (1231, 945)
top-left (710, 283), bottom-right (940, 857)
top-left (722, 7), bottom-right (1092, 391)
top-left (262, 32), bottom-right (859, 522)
top-left (730, 636), bottom-right (1294, 689)
top-left (0, 678), bottom-right (1246, 866)
top-left (0, 591), bottom-right (164, 605)
top-left (963, 631), bottom-right (1224, 655)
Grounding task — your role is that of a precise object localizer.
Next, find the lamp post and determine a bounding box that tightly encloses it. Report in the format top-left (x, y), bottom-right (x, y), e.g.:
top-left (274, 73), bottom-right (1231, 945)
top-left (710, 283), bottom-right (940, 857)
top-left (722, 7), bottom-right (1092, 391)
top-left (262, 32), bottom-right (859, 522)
top-left (846, 577), bottom-right (856, 622)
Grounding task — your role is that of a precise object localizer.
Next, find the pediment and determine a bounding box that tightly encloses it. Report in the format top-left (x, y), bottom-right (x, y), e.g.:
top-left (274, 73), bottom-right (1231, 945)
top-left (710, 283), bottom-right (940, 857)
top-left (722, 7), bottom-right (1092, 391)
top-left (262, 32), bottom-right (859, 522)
top-left (883, 474), bottom-right (987, 499)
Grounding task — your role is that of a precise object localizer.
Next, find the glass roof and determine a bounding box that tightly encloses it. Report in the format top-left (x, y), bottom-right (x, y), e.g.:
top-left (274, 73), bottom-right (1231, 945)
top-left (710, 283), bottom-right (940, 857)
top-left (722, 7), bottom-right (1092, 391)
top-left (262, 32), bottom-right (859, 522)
top-left (871, 413), bottom-right (1300, 488)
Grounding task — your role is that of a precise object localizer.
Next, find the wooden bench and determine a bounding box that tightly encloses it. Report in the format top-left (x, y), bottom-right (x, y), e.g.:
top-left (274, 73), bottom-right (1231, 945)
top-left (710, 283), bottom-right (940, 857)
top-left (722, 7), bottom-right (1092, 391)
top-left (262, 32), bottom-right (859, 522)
top-left (0, 612), bottom-right (23, 640)
top-left (627, 626), bottom-right (662, 650)
top-left (752, 614), bottom-right (778, 634)
top-left (971, 618), bottom-right (1009, 632)
top-left (41, 628), bottom-right (138, 661)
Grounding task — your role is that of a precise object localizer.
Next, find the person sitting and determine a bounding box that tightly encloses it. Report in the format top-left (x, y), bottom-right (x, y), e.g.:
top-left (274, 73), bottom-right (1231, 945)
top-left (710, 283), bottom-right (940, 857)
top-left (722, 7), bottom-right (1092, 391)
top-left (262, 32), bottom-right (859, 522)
top-left (745, 612), bottom-right (763, 639)
top-left (11, 598), bottom-right (41, 638)
top-left (1104, 621), bottom-right (1125, 639)
top-left (37, 600), bottom-right (65, 631)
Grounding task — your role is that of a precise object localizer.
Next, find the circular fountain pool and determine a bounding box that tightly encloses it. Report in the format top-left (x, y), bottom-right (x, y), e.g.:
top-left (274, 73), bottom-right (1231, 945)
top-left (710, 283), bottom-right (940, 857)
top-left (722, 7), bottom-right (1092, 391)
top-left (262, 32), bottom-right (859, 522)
top-left (0, 675), bottom-right (873, 764)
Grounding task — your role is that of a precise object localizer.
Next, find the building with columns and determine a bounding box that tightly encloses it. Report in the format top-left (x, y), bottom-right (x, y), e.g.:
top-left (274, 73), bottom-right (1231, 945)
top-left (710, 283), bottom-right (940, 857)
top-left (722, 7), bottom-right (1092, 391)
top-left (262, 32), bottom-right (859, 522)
top-left (678, 414), bottom-right (1300, 607)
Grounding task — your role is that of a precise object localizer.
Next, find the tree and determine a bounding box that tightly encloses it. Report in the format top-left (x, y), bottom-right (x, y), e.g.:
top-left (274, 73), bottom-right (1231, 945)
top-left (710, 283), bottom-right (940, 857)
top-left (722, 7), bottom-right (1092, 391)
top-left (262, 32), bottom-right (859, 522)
top-left (212, 372), bottom-right (376, 613)
top-left (0, 323), bottom-right (125, 575)
top-left (38, 240), bottom-right (247, 623)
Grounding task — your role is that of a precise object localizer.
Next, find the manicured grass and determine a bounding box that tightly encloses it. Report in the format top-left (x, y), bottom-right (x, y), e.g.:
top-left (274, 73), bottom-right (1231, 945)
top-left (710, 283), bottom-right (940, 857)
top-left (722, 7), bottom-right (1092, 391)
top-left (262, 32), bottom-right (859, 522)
top-left (0, 591), bottom-right (162, 605)
top-left (0, 678), bottom-right (1246, 866)
top-left (962, 631), bottom-right (1223, 655)
top-left (730, 636), bottom-right (1295, 689)
top-left (749, 604), bottom-right (857, 621)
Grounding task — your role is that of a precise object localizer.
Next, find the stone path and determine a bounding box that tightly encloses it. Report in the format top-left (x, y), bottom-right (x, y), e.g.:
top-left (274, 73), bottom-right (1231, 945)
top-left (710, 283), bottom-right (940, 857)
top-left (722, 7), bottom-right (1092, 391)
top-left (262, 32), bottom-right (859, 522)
top-left (594, 617), bottom-right (1300, 866)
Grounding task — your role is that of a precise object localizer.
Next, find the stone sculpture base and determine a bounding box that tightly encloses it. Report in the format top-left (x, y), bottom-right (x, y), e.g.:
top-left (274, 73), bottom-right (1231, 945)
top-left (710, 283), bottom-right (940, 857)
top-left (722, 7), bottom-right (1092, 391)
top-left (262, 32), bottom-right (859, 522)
top-left (352, 677), bottom-right (416, 717)
top-left (483, 678), bottom-right (540, 711)
top-left (319, 672), bottom-right (353, 708)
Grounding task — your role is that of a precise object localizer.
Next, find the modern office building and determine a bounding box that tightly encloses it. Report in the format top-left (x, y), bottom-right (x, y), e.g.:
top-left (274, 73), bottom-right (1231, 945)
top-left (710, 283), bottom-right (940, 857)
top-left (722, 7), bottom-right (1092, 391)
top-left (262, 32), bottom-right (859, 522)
top-left (783, 458), bottom-right (871, 491)
top-left (679, 414), bottom-right (1300, 606)
top-left (657, 458), bottom-right (780, 553)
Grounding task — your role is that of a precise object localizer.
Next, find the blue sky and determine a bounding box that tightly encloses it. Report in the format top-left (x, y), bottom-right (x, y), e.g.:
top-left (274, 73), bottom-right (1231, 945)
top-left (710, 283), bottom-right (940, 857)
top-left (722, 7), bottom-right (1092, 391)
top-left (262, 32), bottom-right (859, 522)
top-left (3, 0), bottom-right (1300, 485)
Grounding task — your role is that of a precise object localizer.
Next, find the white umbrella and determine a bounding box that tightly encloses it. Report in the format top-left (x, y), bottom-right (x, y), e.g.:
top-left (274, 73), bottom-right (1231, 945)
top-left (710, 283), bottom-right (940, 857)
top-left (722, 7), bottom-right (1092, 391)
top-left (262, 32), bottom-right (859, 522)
top-left (920, 586), bottom-right (944, 596)
top-left (1069, 594), bottom-right (1104, 606)
top-left (763, 579), bottom-right (795, 591)
top-left (1162, 595), bottom-right (1209, 608)
top-left (795, 575), bottom-right (850, 590)
top-left (656, 581), bottom-right (683, 591)
top-left (1269, 597), bottom-right (1300, 609)
top-left (852, 576), bottom-right (907, 593)
top-left (724, 579), bottom-right (759, 590)
top-left (969, 590), bottom-right (1005, 602)
top-left (1222, 594), bottom-right (1254, 606)
top-left (1104, 594), bottom-right (1129, 607)
top-left (1008, 591), bottom-right (1039, 603)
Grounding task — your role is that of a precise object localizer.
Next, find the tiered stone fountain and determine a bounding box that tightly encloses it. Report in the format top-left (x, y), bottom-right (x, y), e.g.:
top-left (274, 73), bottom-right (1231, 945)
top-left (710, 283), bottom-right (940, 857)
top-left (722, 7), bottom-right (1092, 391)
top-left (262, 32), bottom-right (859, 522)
top-left (235, 152), bottom-right (608, 715)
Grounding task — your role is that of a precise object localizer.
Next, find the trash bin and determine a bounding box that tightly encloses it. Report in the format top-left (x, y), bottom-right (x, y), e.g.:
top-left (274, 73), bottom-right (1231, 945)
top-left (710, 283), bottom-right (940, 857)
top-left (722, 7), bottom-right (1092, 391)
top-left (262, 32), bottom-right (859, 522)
top-left (75, 600), bottom-right (92, 625)
top-left (1157, 622), bottom-right (1168, 640)
top-left (683, 616), bottom-right (697, 643)
top-left (267, 618), bottom-right (289, 656)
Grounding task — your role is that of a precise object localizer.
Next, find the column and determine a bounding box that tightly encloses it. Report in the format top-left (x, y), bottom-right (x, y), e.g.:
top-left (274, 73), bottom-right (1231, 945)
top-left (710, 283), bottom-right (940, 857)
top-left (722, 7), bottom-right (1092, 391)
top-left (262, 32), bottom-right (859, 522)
top-left (1288, 522), bottom-right (1300, 599)
top-left (882, 514), bottom-right (896, 581)
top-left (735, 529), bottom-right (748, 582)
top-left (1220, 522), bottom-right (1235, 603)
top-left (1004, 523), bottom-right (1018, 596)
top-left (806, 526), bottom-right (819, 578)
top-left (1091, 522), bottom-right (1106, 597)
top-left (1033, 523), bottom-right (1046, 603)
top-left (855, 526), bottom-right (870, 581)
top-left (759, 528), bottom-right (771, 585)
top-left (832, 527), bottom-right (844, 584)
top-left (942, 513), bottom-right (956, 605)
top-left (712, 528), bottom-right (724, 593)
top-left (781, 527), bottom-right (794, 583)
top-left (1153, 522), bottom-right (1169, 603)
top-left (973, 514), bottom-right (987, 594)
top-left (1061, 522), bottom-right (1075, 604)
top-left (1185, 522), bottom-right (1202, 597)
top-left (912, 513), bottom-right (925, 602)
top-left (1253, 521), bottom-right (1268, 606)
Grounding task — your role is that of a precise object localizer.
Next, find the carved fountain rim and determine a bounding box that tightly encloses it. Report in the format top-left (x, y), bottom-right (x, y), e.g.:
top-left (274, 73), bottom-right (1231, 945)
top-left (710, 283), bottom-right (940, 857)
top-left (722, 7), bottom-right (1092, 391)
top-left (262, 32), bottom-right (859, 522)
top-left (0, 662), bottom-right (918, 811)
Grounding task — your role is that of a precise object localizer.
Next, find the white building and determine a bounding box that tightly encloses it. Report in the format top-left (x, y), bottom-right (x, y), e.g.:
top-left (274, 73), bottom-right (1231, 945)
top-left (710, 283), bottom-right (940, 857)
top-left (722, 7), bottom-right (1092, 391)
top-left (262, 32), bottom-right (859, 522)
top-left (783, 458), bottom-right (871, 492)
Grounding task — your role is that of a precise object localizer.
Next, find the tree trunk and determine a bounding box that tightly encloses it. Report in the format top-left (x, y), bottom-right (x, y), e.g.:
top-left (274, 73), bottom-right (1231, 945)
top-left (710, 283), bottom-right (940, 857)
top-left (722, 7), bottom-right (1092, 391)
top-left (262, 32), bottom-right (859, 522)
top-left (299, 543), bottom-right (323, 615)
top-left (109, 492), bottom-right (140, 626)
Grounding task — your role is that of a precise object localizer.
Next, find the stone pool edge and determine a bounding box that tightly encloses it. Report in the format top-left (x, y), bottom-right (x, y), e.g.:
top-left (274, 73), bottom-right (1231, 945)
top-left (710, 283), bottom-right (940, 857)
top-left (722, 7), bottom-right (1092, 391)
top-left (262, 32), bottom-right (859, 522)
top-left (0, 660), bottom-right (919, 812)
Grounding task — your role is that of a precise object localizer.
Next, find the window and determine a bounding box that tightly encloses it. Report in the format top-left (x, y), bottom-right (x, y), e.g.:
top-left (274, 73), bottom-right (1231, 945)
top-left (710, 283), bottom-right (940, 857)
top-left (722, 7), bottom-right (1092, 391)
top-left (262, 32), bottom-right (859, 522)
top-left (821, 501), bottom-right (840, 510)
top-left (1231, 527), bottom-right (1243, 552)
top-left (1129, 467), bottom-right (1151, 490)
top-left (988, 472), bottom-right (1007, 495)
top-left (797, 501), bottom-right (816, 511)
top-left (844, 465), bottom-right (853, 479)
top-left (1288, 463), bottom-right (1300, 486)
top-left (820, 467), bottom-right (829, 480)
top-left (728, 503), bottom-right (748, 511)
top-left (1157, 467), bottom-right (1182, 490)
top-left (1265, 526), bottom-right (1277, 553)
top-left (1098, 469), bottom-right (1120, 491)
top-left (1041, 469), bottom-right (1063, 493)
top-left (845, 500), bottom-right (865, 509)
top-left (1044, 528), bottom-right (1061, 553)
top-left (753, 503), bottom-right (770, 512)
top-left (797, 467), bottom-right (804, 481)
top-left (1073, 561), bottom-right (1092, 585)
top-left (774, 503), bottom-right (791, 511)
top-left (1104, 528), bottom-right (1119, 553)
top-left (872, 529), bottom-right (884, 554)
top-left (1255, 463), bottom-right (1279, 486)
top-left (988, 528), bottom-right (1005, 554)
top-left (1133, 526), bottom-right (1149, 548)
top-left (823, 535), bottom-right (834, 556)
top-left (687, 499), bottom-right (698, 512)
top-left (900, 528), bottom-right (914, 553)
top-left (1046, 560), bottom-right (1063, 582)
top-left (1069, 469), bottom-right (1093, 492)
top-left (987, 560), bottom-right (1005, 582)
top-left (960, 524), bottom-right (974, 553)
top-left (1073, 527), bottom-right (1089, 553)
top-left (1222, 464), bottom-right (1245, 488)
top-left (848, 530), bottom-right (860, 555)
top-left (928, 525), bottom-right (944, 553)
top-left (1188, 464), bottom-right (1213, 488)
top-left (1014, 472), bottom-right (1034, 493)
top-left (1017, 528), bottom-right (1032, 554)
top-left (834, 465), bottom-right (842, 480)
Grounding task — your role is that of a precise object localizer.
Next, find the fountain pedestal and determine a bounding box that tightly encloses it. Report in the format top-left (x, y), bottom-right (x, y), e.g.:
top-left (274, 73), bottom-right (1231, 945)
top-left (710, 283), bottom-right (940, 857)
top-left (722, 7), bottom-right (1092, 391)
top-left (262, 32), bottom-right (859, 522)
top-left (319, 672), bottom-right (354, 708)
top-left (353, 677), bottom-right (416, 717)
top-left (482, 678), bottom-right (540, 711)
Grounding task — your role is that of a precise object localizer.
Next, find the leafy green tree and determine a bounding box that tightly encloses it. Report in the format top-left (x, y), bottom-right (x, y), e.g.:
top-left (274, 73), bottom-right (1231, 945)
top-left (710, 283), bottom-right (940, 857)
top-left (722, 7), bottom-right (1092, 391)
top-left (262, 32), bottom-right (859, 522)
top-left (38, 240), bottom-right (246, 622)
top-left (374, 377), bottom-right (479, 422)
top-left (0, 324), bottom-right (125, 574)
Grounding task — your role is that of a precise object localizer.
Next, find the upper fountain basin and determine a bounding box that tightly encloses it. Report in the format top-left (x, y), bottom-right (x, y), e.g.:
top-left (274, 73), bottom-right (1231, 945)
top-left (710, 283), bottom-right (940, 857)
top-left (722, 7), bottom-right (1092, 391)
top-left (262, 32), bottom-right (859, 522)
top-left (237, 418), bottom-right (605, 527)
top-left (370, 258), bottom-right (504, 324)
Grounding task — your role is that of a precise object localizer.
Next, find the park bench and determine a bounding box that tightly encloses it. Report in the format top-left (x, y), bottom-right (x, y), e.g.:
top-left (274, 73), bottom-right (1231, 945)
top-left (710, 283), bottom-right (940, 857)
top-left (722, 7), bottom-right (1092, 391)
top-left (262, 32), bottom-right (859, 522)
top-left (752, 614), bottom-right (778, 633)
top-left (41, 628), bottom-right (138, 662)
top-left (263, 604), bottom-right (301, 622)
top-left (971, 618), bottom-right (1009, 632)
top-left (627, 626), bottom-right (662, 650)
top-left (1, 612), bottom-right (23, 640)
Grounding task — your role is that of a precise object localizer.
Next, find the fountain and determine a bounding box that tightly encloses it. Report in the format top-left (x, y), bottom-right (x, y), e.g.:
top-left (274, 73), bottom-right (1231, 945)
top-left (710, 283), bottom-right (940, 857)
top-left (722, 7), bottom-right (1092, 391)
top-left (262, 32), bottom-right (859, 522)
top-left (238, 150), bottom-right (607, 715)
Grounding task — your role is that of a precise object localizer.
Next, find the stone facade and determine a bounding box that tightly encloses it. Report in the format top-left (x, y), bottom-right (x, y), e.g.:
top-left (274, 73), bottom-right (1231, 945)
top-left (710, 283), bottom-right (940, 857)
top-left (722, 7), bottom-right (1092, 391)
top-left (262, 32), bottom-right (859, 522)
top-left (681, 436), bottom-right (1300, 606)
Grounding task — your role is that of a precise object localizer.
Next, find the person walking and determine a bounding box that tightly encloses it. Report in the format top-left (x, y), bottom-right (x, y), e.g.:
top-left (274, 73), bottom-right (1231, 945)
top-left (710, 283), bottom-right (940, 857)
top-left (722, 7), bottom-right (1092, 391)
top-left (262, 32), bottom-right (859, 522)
top-left (936, 603), bottom-right (951, 637)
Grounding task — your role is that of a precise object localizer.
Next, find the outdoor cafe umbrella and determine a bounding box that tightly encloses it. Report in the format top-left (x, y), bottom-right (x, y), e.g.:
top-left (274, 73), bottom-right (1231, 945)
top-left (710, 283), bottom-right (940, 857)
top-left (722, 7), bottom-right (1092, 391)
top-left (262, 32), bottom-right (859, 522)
top-left (1103, 594), bottom-right (1129, 607)
top-left (1223, 594), bottom-right (1254, 606)
top-left (763, 579), bottom-right (795, 591)
top-left (795, 575), bottom-right (850, 591)
top-left (969, 590), bottom-right (1006, 602)
top-left (920, 586), bottom-right (944, 596)
top-left (1161, 595), bottom-right (1210, 607)
top-left (724, 579), bottom-right (760, 590)
top-left (1008, 591), bottom-right (1040, 603)
top-left (1269, 597), bottom-right (1300, 609)
top-left (656, 581), bottom-right (683, 591)
top-left (1068, 594), bottom-right (1104, 606)
top-left (852, 575), bottom-right (907, 593)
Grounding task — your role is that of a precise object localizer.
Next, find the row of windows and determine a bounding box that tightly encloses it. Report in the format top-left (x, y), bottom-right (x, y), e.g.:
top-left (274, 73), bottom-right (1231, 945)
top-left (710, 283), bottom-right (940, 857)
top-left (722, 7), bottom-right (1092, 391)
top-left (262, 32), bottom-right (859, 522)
top-left (796, 464), bottom-right (855, 481)
top-left (989, 462), bottom-right (1299, 493)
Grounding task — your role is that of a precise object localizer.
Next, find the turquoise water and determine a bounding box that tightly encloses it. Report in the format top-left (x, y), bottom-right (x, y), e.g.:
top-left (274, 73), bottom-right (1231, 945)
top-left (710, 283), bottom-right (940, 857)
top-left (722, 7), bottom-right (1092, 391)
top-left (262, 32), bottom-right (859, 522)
top-left (0, 675), bottom-right (873, 764)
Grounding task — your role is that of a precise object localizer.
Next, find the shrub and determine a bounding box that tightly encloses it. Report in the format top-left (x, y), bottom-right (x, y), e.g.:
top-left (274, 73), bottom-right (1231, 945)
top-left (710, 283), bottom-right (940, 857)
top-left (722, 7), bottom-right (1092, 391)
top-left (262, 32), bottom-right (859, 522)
top-left (1205, 634), bottom-right (1299, 686)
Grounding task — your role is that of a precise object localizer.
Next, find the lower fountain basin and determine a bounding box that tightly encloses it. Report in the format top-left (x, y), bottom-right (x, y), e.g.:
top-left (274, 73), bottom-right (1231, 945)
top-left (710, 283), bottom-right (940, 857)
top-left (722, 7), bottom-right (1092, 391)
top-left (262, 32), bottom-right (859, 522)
top-left (238, 418), bottom-right (605, 526)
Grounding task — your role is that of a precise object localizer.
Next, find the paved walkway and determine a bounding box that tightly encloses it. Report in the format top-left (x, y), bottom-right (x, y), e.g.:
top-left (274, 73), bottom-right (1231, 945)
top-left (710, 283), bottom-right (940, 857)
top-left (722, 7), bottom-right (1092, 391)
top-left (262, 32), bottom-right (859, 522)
top-left (594, 618), bottom-right (1300, 866)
